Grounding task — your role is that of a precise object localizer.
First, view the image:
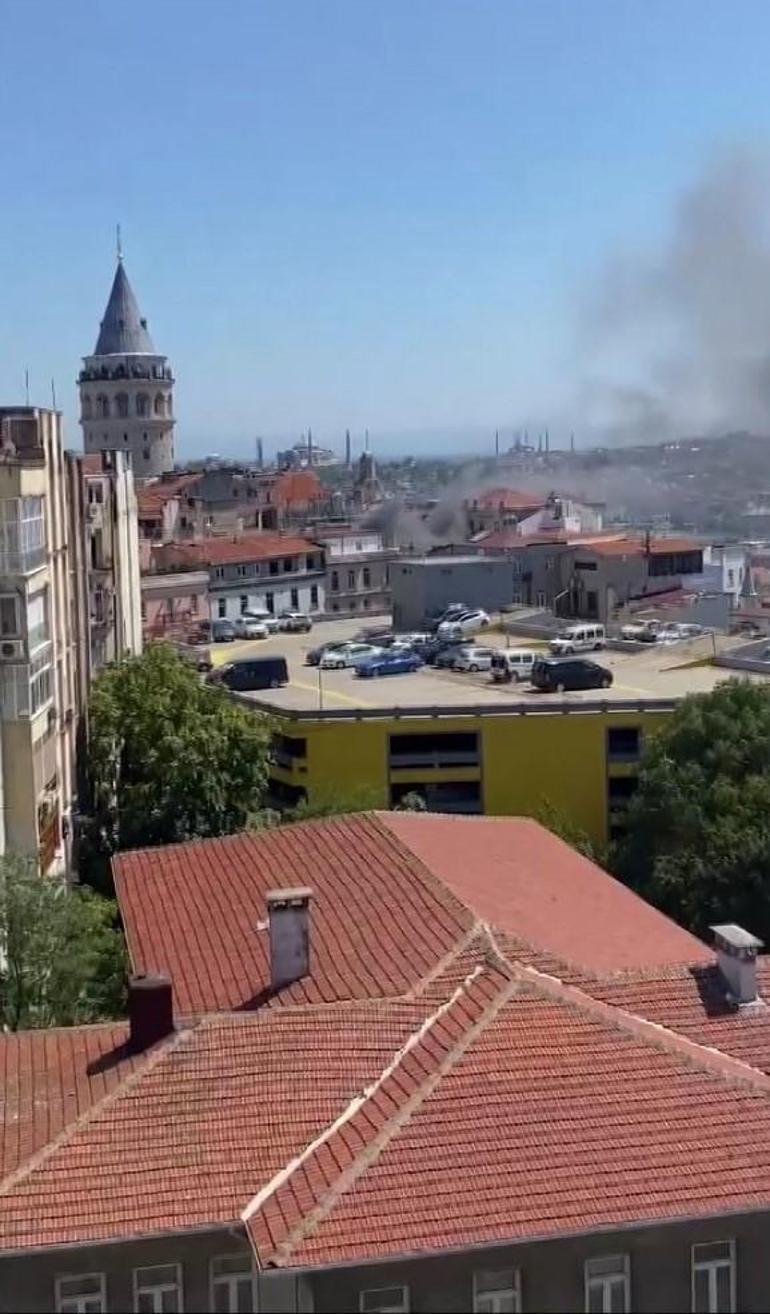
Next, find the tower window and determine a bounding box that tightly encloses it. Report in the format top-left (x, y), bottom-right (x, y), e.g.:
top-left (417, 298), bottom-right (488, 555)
top-left (136, 393), bottom-right (149, 417)
top-left (143, 449), bottom-right (150, 461)
top-left (154, 393), bottom-right (165, 416)
top-left (115, 392), bottom-right (129, 418)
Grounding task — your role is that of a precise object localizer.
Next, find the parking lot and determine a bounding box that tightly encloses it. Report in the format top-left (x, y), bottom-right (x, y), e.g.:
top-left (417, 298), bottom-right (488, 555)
top-left (208, 616), bottom-right (770, 713)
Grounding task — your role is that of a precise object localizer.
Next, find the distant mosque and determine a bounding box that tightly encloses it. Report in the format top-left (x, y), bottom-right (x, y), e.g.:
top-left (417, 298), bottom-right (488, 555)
top-left (78, 245), bottom-right (175, 478)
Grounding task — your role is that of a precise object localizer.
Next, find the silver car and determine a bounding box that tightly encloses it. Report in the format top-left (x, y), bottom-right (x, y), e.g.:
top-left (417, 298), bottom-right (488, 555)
top-left (318, 642), bottom-right (385, 670)
top-left (452, 646), bottom-right (496, 672)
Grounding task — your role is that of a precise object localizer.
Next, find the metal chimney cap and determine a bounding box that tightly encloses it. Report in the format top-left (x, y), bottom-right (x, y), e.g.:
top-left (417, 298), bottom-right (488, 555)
top-left (711, 923), bottom-right (764, 955)
top-left (266, 886), bottom-right (313, 907)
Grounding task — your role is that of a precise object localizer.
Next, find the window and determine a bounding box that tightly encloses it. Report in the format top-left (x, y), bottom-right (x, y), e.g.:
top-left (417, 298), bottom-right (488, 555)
top-left (389, 731), bottom-right (480, 768)
top-left (214, 567), bottom-right (225, 580)
top-left (692, 1241), bottom-right (735, 1313)
top-left (237, 565), bottom-right (248, 577)
top-left (218, 598), bottom-right (227, 618)
top-left (306, 554), bottom-right (316, 571)
top-left (269, 560), bottom-right (279, 576)
top-left (240, 596), bottom-right (248, 614)
top-left (265, 591), bottom-right (274, 614)
top-left (360, 1289), bottom-right (409, 1314)
top-left (473, 1268), bottom-right (521, 1313)
top-left (283, 557), bottom-right (293, 572)
top-left (390, 779), bottom-right (481, 814)
top-left (536, 590), bottom-right (547, 607)
top-left (348, 569), bottom-right (356, 589)
top-left (584, 1255), bottom-right (629, 1314)
top-left (116, 392), bottom-right (129, 418)
top-left (331, 571), bottom-right (339, 592)
top-left (0, 594), bottom-right (19, 637)
top-left (290, 587), bottom-right (299, 610)
top-left (97, 394), bottom-right (110, 417)
top-left (134, 1264), bottom-right (183, 1314)
top-left (154, 393), bottom-right (165, 416)
top-left (0, 495), bottom-right (46, 574)
top-left (363, 566), bottom-right (371, 588)
top-left (310, 584), bottom-right (319, 609)
top-left (210, 1255), bottom-right (256, 1314)
top-left (29, 648), bottom-right (53, 715)
top-left (55, 1273), bottom-right (106, 1314)
top-left (608, 776), bottom-right (638, 811)
top-left (190, 594), bottom-right (198, 615)
top-left (141, 600), bottom-right (147, 622)
top-left (607, 726), bottom-right (641, 761)
top-left (88, 482), bottom-right (104, 505)
top-left (136, 393), bottom-right (149, 417)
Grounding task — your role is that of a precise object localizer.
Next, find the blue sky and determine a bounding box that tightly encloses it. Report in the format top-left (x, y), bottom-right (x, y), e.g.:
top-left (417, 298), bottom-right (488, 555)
top-left (2, 0), bottom-right (770, 459)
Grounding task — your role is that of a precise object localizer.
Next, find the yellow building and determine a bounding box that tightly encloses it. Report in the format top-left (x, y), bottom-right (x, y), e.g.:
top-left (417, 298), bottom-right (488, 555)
top-left (269, 699), bottom-right (673, 848)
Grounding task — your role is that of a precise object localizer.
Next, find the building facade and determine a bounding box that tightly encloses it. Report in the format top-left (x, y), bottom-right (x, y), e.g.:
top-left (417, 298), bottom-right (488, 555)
top-left (151, 533), bottom-right (326, 621)
top-left (79, 258), bottom-right (175, 478)
top-left (0, 409), bottom-right (78, 872)
top-left (391, 554), bottom-right (516, 630)
top-left (315, 527), bottom-right (395, 617)
top-left (141, 570), bottom-right (210, 642)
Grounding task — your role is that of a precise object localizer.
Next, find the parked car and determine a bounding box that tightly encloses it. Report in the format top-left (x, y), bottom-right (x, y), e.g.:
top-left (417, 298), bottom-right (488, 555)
top-left (318, 642), bottom-right (385, 670)
top-left (531, 657), bottom-right (613, 693)
top-left (209, 656), bottom-right (288, 691)
top-left (490, 649), bottom-right (539, 683)
top-left (278, 611), bottom-right (313, 633)
top-left (620, 619), bottom-right (660, 643)
top-left (429, 602), bottom-right (470, 631)
top-left (437, 609), bottom-right (490, 639)
top-left (433, 643), bottom-right (472, 669)
top-left (549, 624), bottom-right (605, 655)
top-left (211, 619), bottom-right (236, 642)
top-left (657, 622), bottom-right (704, 643)
top-left (233, 616), bottom-right (268, 639)
top-left (356, 651), bottom-right (424, 678)
top-left (242, 608), bottom-right (280, 634)
top-left (306, 641), bottom-right (346, 666)
top-left (453, 646), bottom-right (496, 673)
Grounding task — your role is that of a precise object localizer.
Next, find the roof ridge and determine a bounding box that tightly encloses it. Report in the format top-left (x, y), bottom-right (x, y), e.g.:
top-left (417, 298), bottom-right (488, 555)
top-left (0, 1027), bottom-right (190, 1199)
top-left (486, 928), bottom-right (770, 1096)
top-left (403, 921), bottom-right (485, 999)
top-left (245, 962), bottom-right (517, 1267)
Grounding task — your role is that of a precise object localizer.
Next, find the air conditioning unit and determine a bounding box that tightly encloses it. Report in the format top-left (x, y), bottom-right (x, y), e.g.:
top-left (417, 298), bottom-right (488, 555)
top-left (0, 639), bottom-right (25, 660)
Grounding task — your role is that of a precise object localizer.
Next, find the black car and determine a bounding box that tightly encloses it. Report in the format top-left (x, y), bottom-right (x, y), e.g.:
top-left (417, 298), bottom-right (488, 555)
top-left (531, 657), bottom-right (613, 693)
top-left (210, 656), bottom-right (289, 692)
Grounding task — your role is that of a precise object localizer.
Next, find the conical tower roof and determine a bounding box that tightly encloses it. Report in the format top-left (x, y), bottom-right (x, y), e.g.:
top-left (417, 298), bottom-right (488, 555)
top-left (93, 260), bottom-right (155, 355)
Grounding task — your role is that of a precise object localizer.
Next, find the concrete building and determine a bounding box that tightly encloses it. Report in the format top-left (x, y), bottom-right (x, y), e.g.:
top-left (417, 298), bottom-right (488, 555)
top-left (0, 408), bottom-right (78, 873)
top-left (8, 813), bottom-right (770, 1310)
top-left (314, 526), bottom-right (395, 617)
top-left (152, 532), bottom-right (326, 621)
top-left (141, 570), bottom-right (210, 642)
top-left (391, 554), bottom-right (517, 630)
top-left (66, 451), bottom-right (143, 673)
top-left (79, 257), bottom-right (175, 478)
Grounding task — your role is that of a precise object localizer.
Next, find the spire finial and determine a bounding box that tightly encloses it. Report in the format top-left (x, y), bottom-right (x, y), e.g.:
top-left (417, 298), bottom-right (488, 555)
top-left (116, 223), bottom-right (123, 263)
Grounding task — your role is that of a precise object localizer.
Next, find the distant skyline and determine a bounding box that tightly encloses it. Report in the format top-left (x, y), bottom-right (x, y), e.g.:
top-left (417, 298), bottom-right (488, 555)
top-left (4, 1), bottom-right (770, 459)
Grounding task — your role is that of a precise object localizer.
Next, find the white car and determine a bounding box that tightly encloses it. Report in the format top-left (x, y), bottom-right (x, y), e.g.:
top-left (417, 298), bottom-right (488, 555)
top-left (437, 609), bottom-right (490, 640)
top-left (278, 611), bottom-right (313, 633)
top-left (319, 642), bottom-right (385, 670)
top-left (242, 609), bottom-right (280, 634)
top-left (233, 617), bottom-right (268, 639)
top-left (452, 646), bottom-right (496, 672)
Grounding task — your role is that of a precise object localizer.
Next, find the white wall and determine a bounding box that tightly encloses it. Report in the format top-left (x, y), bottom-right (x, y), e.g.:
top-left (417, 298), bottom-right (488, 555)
top-left (212, 581), bottom-right (325, 620)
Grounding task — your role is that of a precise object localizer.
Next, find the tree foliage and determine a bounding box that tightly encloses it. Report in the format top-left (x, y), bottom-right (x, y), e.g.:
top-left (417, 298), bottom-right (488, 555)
top-left (83, 644), bottom-right (271, 879)
top-left (535, 799), bottom-right (603, 864)
top-left (0, 854), bottom-right (126, 1030)
top-left (615, 680), bottom-right (770, 941)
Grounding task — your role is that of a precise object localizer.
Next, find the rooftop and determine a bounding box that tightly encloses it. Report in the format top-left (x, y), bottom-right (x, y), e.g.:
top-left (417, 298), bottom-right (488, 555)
top-left (8, 812), bottom-right (770, 1261)
top-left (153, 532), bottom-right (322, 568)
top-left (92, 260), bottom-right (156, 356)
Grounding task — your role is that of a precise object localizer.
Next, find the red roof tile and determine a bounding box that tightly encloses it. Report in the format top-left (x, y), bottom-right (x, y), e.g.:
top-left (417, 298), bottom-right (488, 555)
top-left (153, 532), bottom-right (321, 568)
top-left (0, 1023), bottom-right (139, 1179)
top-left (114, 814), bottom-right (473, 1017)
top-left (467, 488), bottom-right (545, 512)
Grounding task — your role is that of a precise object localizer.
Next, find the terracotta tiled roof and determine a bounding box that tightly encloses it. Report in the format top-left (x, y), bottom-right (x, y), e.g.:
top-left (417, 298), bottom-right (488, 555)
top-left (580, 536), bottom-right (703, 559)
top-left (114, 814), bottom-right (707, 1020)
top-left (153, 532), bottom-right (321, 568)
top-left (0, 1023), bottom-right (138, 1178)
top-left (11, 942), bottom-right (770, 1260)
top-left (272, 469), bottom-right (324, 508)
top-left (114, 814), bottom-right (473, 1017)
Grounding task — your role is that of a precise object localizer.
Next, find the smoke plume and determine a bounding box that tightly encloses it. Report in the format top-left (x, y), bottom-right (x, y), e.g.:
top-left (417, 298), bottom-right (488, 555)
top-left (580, 147), bottom-right (770, 444)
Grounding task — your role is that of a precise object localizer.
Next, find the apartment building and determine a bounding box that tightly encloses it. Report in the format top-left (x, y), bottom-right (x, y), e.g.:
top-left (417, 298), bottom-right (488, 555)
top-left (151, 531), bottom-right (326, 619)
top-left (66, 451), bottom-right (143, 675)
top-left (314, 525), bottom-right (395, 616)
top-left (6, 811), bottom-right (770, 1310)
top-left (0, 408), bottom-right (78, 872)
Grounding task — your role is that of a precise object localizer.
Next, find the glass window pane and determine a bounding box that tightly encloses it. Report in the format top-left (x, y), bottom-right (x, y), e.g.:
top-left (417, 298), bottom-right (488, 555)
top-left (716, 1264), bottom-right (732, 1312)
top-left (161, 1290), bottom-right (180, 1314)
top-left (236, 1281), bottom-right (255, 1314)
top-left (587, 1285), bottom-right (605, 1314)
top-left (609, 1278), bottom-right (628, 1314)
top-left (693, 1268), bottom-right (710, 1314)
top-left (136, 1296), bottom-right (154, 1314)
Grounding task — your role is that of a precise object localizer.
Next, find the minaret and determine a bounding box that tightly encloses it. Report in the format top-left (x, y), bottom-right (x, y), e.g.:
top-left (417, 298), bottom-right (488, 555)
top-left (79, 250), bottom-right (175, 478)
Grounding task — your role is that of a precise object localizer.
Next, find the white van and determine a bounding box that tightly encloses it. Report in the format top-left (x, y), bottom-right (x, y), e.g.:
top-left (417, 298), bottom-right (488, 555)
top-left (490, 649), bottom-right (539, 683)
top-left (549, 624), bottom-right (605, 655)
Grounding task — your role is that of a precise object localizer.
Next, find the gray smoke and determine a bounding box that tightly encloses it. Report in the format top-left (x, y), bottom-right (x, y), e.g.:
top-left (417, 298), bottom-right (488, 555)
top-left (580, 147), bottom-right (770, 444)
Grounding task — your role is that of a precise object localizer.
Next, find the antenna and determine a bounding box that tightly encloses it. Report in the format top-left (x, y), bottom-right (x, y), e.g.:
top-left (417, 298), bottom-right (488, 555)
top-left (116, 223), bottom-right (123, 262)
top-left (495, 428), bottom-right (500, 458)
top-left (24, 369), bottom-right (29, 406)
top-left (364, 428), bottom-right (369, 452)
top-left (51, 378), bottom-right (57, 411)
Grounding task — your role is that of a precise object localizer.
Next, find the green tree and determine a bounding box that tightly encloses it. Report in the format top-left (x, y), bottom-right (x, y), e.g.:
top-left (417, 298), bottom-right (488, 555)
top-left (615, 680), bottom-right (770, 941)
top-left (82, 644), bottom-right (271, 884)
top-left (0, 854), bottom-right (126, 1030)
top-left (535, 800), bottom-right (603, 864)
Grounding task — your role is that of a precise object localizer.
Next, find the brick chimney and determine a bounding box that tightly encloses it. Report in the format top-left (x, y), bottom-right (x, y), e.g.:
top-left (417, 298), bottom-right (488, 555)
top-left (711, 924), bottom-right (764, 1004)
top-left (266, 887), bottom-right (312, 991)
top-left (128, 972), bottom-right (174, 1051)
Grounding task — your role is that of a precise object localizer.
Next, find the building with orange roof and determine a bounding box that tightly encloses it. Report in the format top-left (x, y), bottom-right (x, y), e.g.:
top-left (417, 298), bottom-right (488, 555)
top-left (6, 813), bottom-right (770, 1309)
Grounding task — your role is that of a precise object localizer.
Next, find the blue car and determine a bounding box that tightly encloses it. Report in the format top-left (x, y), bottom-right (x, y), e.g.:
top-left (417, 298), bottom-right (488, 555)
top-left (356, 651), bottom-right (424, 678)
